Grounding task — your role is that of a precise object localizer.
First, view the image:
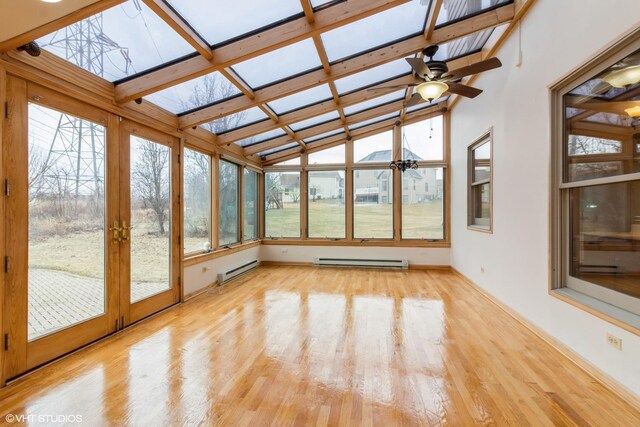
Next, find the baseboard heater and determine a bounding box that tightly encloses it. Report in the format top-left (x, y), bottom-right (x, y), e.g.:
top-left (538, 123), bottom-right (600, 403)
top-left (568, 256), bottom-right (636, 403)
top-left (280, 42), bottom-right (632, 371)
top-left (313, 258), bottom-right (408, 269)
top-left (217, 259), bottom-right (260, 284)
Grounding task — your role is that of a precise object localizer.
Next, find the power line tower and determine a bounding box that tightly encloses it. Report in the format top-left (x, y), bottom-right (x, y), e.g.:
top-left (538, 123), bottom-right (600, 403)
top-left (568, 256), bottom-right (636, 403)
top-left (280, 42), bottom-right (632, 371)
top-left (38, 13), bottom-right (132, 204)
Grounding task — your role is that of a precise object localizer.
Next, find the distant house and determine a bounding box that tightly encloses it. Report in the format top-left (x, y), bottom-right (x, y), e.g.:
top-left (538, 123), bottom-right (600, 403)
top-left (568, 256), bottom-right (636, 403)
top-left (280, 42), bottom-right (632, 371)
top-left (354, 149), bottom-right (439, 204)
top-left (309, 171), bottom-right (344, 201)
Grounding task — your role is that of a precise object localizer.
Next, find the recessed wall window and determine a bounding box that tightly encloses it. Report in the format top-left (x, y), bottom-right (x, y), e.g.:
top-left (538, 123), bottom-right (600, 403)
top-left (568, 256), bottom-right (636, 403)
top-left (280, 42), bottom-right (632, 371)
top-left (402, 167), bottom-right (444, 239)
top-left (353, 169), bottom-right (393, 239)
top-left (308, 171), bottom-right (345, 238)
top-left (265, 171), bottom-right (301, 238)
top-left (219, 160), bottom-right (239, 246)
top-left (553, 41), bottom-right (640, 322)
top-left (183, 148), bottom-right (211, 254)
top-left (468, 133), bottom-right (492, 231)
top-left (243, 169), bottom-right (259, 241)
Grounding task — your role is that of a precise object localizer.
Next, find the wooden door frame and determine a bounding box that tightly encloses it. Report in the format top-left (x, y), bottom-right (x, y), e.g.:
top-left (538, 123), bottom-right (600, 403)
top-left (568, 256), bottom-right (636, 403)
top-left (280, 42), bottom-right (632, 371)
top-left (119, 120), bottom-right (181, 326)
top-left (3, 77), bottom-right (120, 380)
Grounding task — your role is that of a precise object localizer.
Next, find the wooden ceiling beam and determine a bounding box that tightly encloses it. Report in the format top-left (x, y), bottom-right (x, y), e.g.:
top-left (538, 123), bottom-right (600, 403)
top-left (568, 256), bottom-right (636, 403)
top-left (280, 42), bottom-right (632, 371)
top-left (141, 0), bottom-right (213, 60)
top-left (178, 30), bottom-right (483, 130)
top-left (219, 73), bottom-right (421, 145)
top-left (429, 3), bottom-right (515, 44)
top-left (424, 0), bottom-right (444, 40)
top-left (0, 0), bottom-right (127, 52)
top-left (300, 0), bottom-right (315, 24)
top-left (115, 0), bottom-right (410, 102)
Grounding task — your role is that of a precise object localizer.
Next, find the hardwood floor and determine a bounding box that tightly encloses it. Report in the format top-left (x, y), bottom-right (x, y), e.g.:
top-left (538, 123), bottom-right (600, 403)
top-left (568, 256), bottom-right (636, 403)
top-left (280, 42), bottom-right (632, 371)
top-left (0, 266), bottom-right (638, 426)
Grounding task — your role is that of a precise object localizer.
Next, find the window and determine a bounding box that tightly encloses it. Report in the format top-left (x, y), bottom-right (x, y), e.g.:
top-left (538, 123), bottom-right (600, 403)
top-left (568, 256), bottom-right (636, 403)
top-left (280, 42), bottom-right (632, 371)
top-left (402, 167), bottom-right (444, 240)
top-left (308, 171), bottom-right (345, 238)
top-left (353, 169), bottom-right (393, 239)
top-left (553, 40), bottom-right (640, 323)
top-left (307, 145), bottom-right (345, 165)
top-left (468, 133), bottom-right (492, 230)
top-left (244, 169), bottom-right (259, 241)
top-left (354, 131), bottom-right (393, 163)
top-left (219, 160), bottom-right (239, 246)
top-left (402, 116), bottom-right (444, 161)
top-left (183, 148), bottom-right (211, 254)
top-left (265, 171), bottom-right (301, 238)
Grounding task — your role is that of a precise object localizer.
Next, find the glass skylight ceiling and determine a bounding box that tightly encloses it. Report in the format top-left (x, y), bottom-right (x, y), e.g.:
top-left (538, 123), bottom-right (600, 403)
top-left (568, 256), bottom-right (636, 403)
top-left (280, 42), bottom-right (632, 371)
top-left (231, 39), bottom-right (323, 89)
top-left (304, 129), bottom-right (345, 144)
top-left (38, 0), bottom-right (194, 82)
top-left (204, 107), bottom-right (269, 134)
top-left (237, 129), bottom-right (287, 147)
top-left (267, 84), bottom-right (334, 115)
top-left (144, 71), bottom-right (240, 114)
top-left (320, 1), bottom-right (430, 63)
top-left (334, 59), bottom-right (411, 95)
top-left (259, 142), bottom-right (299, 157)
top-left (289, 111), bottom-right (340, 132)
top-left (348, 112), bottom-right (399, 131)
top-left (343, 90), bottom-right (407, 116)
top-left (311, 0), bottom-right (337, 9)
top-left (436, 0), bottom-right (512, 27)
top-left (432, 29), bottom-right (494, 61)
top-left (167, 0), bottom-right (303, 46)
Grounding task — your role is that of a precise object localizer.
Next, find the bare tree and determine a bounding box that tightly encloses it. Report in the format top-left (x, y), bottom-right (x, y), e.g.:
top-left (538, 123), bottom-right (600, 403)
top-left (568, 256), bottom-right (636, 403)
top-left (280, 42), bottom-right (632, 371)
top-left (28, 143), bottom-right (52, 203)
top-left (132, 141), bottom-right (170, 234)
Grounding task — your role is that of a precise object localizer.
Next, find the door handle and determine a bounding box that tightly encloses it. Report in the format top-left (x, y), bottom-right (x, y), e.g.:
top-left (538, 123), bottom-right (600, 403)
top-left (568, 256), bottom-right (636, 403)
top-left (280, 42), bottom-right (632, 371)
top-left (108, 221), bottom-right (122, 243)
top-left (121, 221), bottom-right (133, 241)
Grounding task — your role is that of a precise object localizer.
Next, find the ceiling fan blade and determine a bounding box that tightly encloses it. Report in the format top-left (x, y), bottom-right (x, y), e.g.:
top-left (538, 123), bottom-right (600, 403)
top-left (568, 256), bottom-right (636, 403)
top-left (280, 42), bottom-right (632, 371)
top-left (444, 57), bottom-right (502, 80)
top-left (405, 93), bottom-right (424, 108)
top-left (446, 81), bottom-right (483, 98)
top-left (406, 57), bottom-right (434, 80)
top-left (367, 83), bottom-right (419, 91)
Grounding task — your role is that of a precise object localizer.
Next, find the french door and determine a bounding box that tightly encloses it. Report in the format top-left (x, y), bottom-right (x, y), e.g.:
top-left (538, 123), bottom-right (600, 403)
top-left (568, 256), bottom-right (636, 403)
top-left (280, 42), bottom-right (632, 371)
top-left (2, 78), bottom-right (180, 381)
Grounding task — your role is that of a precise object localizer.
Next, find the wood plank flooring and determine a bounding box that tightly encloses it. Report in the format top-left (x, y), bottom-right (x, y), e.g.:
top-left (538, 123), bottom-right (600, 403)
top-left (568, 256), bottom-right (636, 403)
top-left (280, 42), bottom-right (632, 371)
top-left (0, 266), bottom-right (638, 426)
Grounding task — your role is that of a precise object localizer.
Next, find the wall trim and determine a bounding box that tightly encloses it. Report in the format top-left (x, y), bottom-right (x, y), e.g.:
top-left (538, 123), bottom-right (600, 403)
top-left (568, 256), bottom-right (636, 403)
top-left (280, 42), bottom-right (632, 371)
top-left (183, 281), bottom-right (218, 301)
top-left (260, 261), bottom-right (451, 270)
top-left (261, 239), bottom-right (450, 248)
top-left (183, 240), bottom-right (261, 267)
top-left (451, 267), bottom-right (640, 410)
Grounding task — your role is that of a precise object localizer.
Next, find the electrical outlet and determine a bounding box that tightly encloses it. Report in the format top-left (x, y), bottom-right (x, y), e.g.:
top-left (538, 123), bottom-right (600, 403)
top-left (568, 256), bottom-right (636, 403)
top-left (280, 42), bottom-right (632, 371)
top-left (606, 333), bottom-right (622, 350)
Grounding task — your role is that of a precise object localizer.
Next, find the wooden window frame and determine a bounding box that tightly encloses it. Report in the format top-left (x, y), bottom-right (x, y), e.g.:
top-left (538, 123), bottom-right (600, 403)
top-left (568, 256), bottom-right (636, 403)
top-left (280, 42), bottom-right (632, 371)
top-left (550, 27), bottom-right (640, 335)
top-left (467, 129), bottom-right (493, 232)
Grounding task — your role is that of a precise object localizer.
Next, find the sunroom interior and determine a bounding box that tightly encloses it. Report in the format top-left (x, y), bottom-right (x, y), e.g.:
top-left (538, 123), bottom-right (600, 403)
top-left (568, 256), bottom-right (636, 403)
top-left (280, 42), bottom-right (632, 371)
top-left (0, 0), bottom-right (639, 424)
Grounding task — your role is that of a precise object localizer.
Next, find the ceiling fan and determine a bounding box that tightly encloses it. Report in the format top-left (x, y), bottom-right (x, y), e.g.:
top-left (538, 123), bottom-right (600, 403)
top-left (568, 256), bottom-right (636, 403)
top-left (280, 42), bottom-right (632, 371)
top-left (372, 45), bottom-right (503, 107)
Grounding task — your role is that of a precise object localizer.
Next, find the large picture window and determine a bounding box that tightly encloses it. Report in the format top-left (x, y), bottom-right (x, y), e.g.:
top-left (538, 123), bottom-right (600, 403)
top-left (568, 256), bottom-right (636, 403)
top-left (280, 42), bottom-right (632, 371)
top-left (183, 148), bottom-right (211, 254)
top-left (308, 171), bottom-right (345, 238)
top-left (402, 167), bottom-right (444, 239)
top-left (353, 169), bottom-right (393, 239)
top-left (553, 41), bottom-right (640, 322)
top-left (219, 160), bottom-right (239, 246)
top-left (265, 171), bottom-right (301, 238)
top-left (468, 133), bottom-right (492, 230)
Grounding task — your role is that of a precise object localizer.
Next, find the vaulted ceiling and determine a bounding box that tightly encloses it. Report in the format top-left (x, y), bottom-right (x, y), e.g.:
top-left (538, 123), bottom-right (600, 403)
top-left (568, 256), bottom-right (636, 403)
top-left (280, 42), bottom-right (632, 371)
top-left (0, 0), bottom-right (526, 164)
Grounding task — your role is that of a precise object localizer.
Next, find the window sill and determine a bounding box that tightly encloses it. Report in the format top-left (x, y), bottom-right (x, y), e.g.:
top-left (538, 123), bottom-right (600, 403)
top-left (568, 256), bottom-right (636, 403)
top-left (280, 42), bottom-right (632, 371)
top-left (550, 288), bottom-right (640, 336)
top-left (261, 239), bottom-right (450, 248)
top-left (183, 240), bottom-right (261, 267)
top-left (468, 225), bottom-right (492, 233)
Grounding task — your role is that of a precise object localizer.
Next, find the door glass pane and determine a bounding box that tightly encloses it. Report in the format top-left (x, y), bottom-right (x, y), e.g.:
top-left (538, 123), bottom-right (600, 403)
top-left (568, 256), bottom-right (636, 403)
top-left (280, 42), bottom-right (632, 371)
top-left (219, 160), bottom-right (239, 246)
top-left (308, 171), bottom-right (346, 238)
top-left (28, 103), bottom-right (106, 341)
top-left (130, 136), bottom-right (171, 303)
top-left (265, 172), bottom-right (301, 238)
top-left (244, 169), bottom-right (259, 240)
top-left (402, 167), bottom-right (444, 239)
top-left (183, 148), bottom-right (211, 254)
top-left (353, 169), bottom-right (393, 239)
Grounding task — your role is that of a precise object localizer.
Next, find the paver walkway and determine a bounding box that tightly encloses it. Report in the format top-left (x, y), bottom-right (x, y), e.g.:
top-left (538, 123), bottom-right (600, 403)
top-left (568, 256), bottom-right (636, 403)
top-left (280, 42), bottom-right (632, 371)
top-left (29, 268), bottom-right (169, 340)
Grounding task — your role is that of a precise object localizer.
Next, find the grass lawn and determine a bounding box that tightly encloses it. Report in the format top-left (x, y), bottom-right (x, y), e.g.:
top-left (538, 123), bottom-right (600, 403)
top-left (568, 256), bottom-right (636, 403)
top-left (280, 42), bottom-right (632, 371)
top-left (266, 200), bottom-right (443, 239)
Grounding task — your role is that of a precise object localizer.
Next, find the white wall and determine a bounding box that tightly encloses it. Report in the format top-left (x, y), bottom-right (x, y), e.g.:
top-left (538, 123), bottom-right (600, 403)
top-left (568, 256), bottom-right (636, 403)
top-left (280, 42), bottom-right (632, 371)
top-left (449, 0), bottom-right (640, 396)
top-left (183, 246), bottom-right (260, 296)
top-left (260, 245), bottom-right (450, 266)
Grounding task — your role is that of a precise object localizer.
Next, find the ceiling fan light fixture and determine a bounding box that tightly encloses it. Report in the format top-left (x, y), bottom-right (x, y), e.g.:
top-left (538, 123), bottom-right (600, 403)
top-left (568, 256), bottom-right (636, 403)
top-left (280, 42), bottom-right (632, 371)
top-left (416, 81), bottom-right (448, 102)
top-left (624, 105), bottom-right (640, 118)
top-left (602, 65), bottom-right (640, 88)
